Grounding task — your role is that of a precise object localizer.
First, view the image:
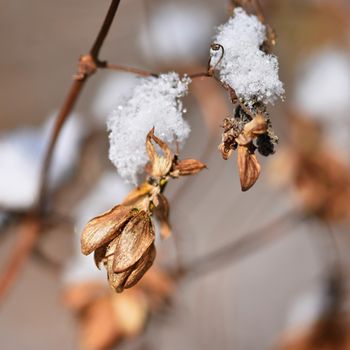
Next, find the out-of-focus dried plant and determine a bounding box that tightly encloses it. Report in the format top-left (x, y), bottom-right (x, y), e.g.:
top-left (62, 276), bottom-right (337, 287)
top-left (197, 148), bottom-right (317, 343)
top-left (270, 116), bottom-right (350, 222)
top-left (64, 266), bottom-right (174, 350)
top-left (277, 271), bottom-right (350, 350)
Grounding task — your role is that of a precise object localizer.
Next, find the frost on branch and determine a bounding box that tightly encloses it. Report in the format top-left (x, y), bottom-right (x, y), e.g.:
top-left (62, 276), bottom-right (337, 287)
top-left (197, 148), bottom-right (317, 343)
top-left (211, 7), bottom-right (284, 104)
top-left (107, 72), bottom-right (191, 184)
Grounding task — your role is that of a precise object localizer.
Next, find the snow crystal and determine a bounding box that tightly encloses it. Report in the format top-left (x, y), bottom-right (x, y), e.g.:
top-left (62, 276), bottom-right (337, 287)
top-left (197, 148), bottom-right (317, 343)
top-left (0, 112), bottom-right (84, 209)
top-left (63, 171), bottom-right (131, 284)
top-left (107, 72), bottom-right (191, 183)
top-left (211, 8), bottom-right (284, 104)
top-left (295, 50), bottom-right (350, 120)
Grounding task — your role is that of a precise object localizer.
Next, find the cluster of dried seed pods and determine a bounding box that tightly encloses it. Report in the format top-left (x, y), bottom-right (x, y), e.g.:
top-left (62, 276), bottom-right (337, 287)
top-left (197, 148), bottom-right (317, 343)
top-left (81, 128), bottom-right (206, 292)
top-left (218, 100), bottom-right (278, 191)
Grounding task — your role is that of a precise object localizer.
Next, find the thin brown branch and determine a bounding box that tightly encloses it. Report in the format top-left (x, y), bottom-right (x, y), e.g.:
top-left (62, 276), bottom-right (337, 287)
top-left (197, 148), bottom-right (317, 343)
top-left (252, 0), bottom-right (266, 23)
top-left (103, 63), bottom-right (211, 80)
top-left (90, 0), bottom-right (122, 60)
top-left (38, 79), bottom-right (85, 209)
top-left (176, 209), bottom-right (303, 281)
top-left (189, 72), bottom-right (211, 79)
top-left (101, 62), bottom-right (158, 77)
top-left (0, 217), bottom-right (40, 302)
top-left (38, 0), bottom-right (122, 210)
top-left (0, 0), bottom-right (122, 305)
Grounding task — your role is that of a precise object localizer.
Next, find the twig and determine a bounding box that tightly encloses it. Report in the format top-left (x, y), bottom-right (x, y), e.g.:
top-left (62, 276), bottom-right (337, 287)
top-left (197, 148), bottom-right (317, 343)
top-left (0, 0), bottom-right (122, 304)
top-left (38, 79), bottom-right (86, 209)
top-left (90, 0), bottom-right (122, 60)
top-left (101, 62), bottom-right (159, 77)
top-left (176, 209), bottom-right (303, 281)
top-left (0, 217), bottom-right (40, 302)
top-left (102, 62), bottom-right (211, 80)
top-left (38, 0), bottom-right (121, 210)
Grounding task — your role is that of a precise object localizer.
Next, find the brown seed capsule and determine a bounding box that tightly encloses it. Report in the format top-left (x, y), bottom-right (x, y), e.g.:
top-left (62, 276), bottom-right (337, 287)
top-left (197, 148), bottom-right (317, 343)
top-left (107, 242), bottom-right (156, 293)
top-left (81, 205), bottom-right (137, 256)
top-left (111, 211), bottom-right (155, 273)
top-left (237, 145), bottom-right (261, 191)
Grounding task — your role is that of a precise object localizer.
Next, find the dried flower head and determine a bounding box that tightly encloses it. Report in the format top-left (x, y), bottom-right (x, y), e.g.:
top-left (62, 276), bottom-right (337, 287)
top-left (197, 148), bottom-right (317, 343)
top-left (219, 100), bottom-right (278, 191)
top-left (107, 72), bottom-right (191, 184)
top-left (208, 7), bottom-right (282, 192)
top-left (81, 129), bottom-right (206, 292)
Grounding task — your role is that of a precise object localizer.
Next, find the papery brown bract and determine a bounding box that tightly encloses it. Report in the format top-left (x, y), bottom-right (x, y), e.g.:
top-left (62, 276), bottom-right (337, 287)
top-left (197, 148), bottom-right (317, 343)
top-left (146, 127), bottom-right (173, 178)
top-left (154, 193), bottom-right (171, 239)
top-left (111, 211), bottom-right (155, 273)
top-left (237, 145), bottom-right (261, 191)
top-left (172, 159), bottom-right (207, 176)
top-left (81, 205), bottom-right (137, 255)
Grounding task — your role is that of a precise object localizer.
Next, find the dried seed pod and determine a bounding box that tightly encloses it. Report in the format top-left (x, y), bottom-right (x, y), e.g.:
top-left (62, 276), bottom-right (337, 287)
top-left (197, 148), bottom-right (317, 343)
top-left (81, 205), bottom-right (137, 256)
top-left (81, 128), bottom-right (207, 292)
top-left (111, 211), bottom-right (155, 273)
top-left (237, 145), bottom-right (261, 191)
top-left (124, 243), bottom-right (156, 289)
top-left (107, 243), bottom-right (156, 293)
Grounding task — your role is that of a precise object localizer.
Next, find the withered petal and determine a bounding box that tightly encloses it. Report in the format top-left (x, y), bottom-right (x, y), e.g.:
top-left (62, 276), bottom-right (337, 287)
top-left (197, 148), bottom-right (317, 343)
top-left (124, 243), bottom-right (156, 289)
top-left (94, 245), bottom-right (108, 269)
top-left (146, 128), bottom-right (173, 177)
top-left (122, 182), bottom-right (153, 206)
top-left (112, 211), bottom-right (155, 273)
top-left (243, 115), bottom-right (267, 139)
top-left (237, 145), bottom-right (261, 192)
top-left (219, 142), bottom-right (233, 160)
top-left (146, 127), bottom-right (157, 166)
top-left (81, 205), bottom-right (136, 255)
top-left (107, 254), bottom-right (132, 293)
top-left (154, 194), bottom-right (172, 239)
top-left (173, 159), bottom-right (207, 176)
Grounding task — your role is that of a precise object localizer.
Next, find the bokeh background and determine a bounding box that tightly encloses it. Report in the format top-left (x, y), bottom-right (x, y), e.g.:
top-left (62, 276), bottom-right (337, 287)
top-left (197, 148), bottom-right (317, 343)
top-left (1, 0), bottom-right (350, 349)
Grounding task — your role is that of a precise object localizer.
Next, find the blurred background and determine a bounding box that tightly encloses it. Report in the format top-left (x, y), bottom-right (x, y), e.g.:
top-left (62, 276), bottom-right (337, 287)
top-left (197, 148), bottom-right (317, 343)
top-left (1, 0), bottom-right (350, 349)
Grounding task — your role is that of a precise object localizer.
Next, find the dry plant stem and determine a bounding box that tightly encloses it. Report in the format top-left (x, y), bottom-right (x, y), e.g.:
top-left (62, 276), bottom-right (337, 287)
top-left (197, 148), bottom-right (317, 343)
top-left (102, 63), bottom-right (211, 80)
top-left (38, 0), bottom-right (121, 209)
top-left (252, 0), bottom-right (266, 22)
top-left (102, 62), bottom-right (159, 77)
top-left (315, 220), bottom-right (343, 276)
top-left (38, 79), bottom-right (85, 209)
top-left (178, 209), bottom-right (303, 281)
top-left (0, 0), bottom-right (122, 304)
top-left (0, 217), bottom-right (40, 302)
